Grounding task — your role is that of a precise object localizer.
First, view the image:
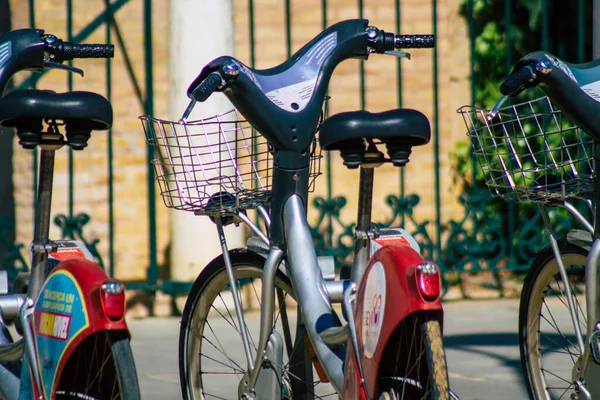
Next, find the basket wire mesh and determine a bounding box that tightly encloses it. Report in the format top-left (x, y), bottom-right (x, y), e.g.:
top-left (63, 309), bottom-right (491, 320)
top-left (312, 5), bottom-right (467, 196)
top-left (141, 109), bottom-right (322, 215)
top-left (459, 96), bottom-right (594, 204)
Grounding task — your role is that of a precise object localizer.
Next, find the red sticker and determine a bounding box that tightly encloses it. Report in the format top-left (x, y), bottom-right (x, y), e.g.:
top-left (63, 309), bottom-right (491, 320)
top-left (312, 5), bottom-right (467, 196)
top-left (373, 235), bottom-right (411, 248)
top-left (49, 248), bottom-right (86, 261)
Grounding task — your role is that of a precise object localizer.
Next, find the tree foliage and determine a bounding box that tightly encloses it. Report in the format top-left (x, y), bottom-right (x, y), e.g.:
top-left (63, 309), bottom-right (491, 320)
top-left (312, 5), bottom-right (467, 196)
top-left (445, 1), bottom-right (595, 268)
top-left (461, 0), bottom-right (592, 108)
top-left (452, 0), bottom-right (593, 189)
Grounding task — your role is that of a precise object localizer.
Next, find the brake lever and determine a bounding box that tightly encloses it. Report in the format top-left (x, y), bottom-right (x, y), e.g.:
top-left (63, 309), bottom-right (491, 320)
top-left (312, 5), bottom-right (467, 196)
top-left (45, 61), bottom-right (84, 77)
top-left (487, 95), bottom-right (510, 121)
top-left (384, 50), bottom-right (411, 60)
top-left (180, 99), bottom-right (197, 123)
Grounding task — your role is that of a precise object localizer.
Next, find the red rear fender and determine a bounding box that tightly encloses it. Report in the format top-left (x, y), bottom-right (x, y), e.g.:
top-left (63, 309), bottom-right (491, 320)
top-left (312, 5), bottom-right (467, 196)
top-left (343, 243), bottom-right (443, 398)
top-left (32, 259), bottom-right (128, 398)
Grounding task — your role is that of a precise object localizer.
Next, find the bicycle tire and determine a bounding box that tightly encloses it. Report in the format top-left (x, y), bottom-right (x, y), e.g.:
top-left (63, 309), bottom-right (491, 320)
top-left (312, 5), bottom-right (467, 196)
top-left (55, 330), bottom-right (140, 399)
top-left (178, 249), bottom-right (335, 399)
top-left (519, 240), bottom-right (589, 399)
top-left (377, 313), bottom-right (449, 400)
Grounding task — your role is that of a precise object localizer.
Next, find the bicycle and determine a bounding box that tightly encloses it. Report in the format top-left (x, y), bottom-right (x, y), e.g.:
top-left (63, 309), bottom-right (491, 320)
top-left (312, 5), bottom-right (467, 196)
top-left (0, 29), bottom-right (140, 399)
top-left (460, 51), bottom-right (600, 399)
top-left (142, 19), bottom-right (452, 400)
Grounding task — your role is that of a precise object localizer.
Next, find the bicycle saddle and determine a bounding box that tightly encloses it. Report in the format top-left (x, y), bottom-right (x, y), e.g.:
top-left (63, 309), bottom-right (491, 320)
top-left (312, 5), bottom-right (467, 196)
top-left (319, 109), bottom-right (430, 167)
top-left (0, 89), bottom-right (112, 130)
top-left (0, 89), bottom-right (112, 149)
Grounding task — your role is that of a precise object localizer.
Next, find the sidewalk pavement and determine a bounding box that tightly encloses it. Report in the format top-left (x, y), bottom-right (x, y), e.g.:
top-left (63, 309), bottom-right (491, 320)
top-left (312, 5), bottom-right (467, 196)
top-left (129, 297), bottom-right (528, 400)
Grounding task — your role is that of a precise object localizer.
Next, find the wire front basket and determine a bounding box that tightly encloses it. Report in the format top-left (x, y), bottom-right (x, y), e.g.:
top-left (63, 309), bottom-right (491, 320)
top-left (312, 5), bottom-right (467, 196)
top-left (140, 109), bottom-right (322, 215)
top-left (459, 96), bottom-right (594, 204)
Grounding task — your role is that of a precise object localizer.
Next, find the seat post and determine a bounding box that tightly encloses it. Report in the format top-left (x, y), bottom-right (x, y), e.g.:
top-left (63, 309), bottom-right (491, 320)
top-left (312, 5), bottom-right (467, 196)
top-left (351, 166), bottom-right (374, 287)
top-left (33, 149), bottom-right (56, 245)
top-left (28, 136), bottom-right (62, 299)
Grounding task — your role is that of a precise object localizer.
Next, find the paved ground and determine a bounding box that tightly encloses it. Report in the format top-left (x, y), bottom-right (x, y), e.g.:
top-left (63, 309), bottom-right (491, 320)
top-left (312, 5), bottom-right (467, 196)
top-left (442, 299), bottom-right (527, 400)
top-left (129, 298), bottom-right (528, 399)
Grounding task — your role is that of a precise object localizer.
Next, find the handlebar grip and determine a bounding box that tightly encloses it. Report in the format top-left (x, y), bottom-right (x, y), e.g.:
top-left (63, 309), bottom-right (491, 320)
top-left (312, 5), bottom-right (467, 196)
top-left (395, 34), bottom-right (435, 49)
top-left (500, 66), bottom-right (535, 96)
top-left (192, 72), bottom-right (223, 102)
top-left (62, 43), bottom-right (114, 60)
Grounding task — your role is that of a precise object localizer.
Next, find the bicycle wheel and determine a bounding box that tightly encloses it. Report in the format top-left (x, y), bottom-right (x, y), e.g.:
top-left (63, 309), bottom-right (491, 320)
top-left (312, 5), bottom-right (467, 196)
top-left (519, 240), bottom-right (588, 399)
top-left (377, 313), bottom-right (449, 400)
top-left (55, 330), bottom-right (140, 399)
top-left (179, 249), bottom-right (336, 399)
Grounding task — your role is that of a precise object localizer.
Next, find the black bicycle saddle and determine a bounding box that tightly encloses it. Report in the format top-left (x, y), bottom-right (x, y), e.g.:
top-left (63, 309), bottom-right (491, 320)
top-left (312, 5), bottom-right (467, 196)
top-left (0, 89), bottom-right (113, 149)
top-left (0, 89), bottom-right (112, 130)
top-left (319, 108), bottom-right (431, 167)
top-left (319, 108), bottom-right (431, 150)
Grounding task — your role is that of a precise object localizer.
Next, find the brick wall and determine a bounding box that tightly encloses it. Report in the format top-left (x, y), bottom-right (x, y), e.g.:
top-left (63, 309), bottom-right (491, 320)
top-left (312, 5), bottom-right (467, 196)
top-left (8, 0), bottom-right (469, 281)
top-left (9, 0), bottom-right (170, 281)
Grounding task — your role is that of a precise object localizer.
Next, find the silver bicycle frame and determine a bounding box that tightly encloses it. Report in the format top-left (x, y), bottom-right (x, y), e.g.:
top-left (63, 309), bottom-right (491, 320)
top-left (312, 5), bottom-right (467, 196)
top-left (234, 194), bottom-right (346, 396)
top-left (238, 169), bottom-right (383, 396)
top-left (231, 195), bottom-right (345, 396)
top-left (281, 195), bottom-right (345, 393)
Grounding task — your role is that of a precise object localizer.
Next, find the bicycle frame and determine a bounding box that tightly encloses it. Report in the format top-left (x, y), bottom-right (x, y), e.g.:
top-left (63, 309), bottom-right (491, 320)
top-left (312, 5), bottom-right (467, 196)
top-left (227, 168), bottom-right (443, 398)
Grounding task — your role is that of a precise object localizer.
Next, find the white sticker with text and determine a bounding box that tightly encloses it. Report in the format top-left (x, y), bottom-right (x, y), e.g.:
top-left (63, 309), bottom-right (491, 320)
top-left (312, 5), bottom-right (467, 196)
top-left (582, 80), bottom-right (600, 103)
top-left (362, 262), bottom-right (386, 358)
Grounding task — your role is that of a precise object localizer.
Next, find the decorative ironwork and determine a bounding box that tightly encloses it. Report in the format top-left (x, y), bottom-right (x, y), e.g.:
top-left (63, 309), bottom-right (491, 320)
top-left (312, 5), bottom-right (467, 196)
top-left (310, 196), bottom-right (355, 266)
top-left (442, 189), bottom-right (584, 273)
top-left (513, 209), bottom-right (545, 267)
top-left (310, 193), bottom-right (435, 267)
top-left (381, 194), bottom-right (435, 260)
top-left (442, 190), bottom-right (507, 272)
top-left (54, 213), bottom-right (104, 268)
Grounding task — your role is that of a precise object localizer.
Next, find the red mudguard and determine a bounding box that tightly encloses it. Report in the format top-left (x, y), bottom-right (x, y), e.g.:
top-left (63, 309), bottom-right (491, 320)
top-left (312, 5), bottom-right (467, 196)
top-left (342, 243), bottom-right (443, 399)
top-left (31, 259), bottom-right (128, 399)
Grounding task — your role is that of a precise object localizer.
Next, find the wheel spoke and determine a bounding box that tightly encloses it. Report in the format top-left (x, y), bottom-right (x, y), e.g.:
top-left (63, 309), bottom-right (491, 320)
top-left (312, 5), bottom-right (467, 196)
top-left (204, 321), bottom-right (244, 372)
top-left (541, 297), bottom-right (576, 348)
top-left (551, 274), bottom-right (587, 330)
top-left (217, 293), bottom-right (239, 332)
top-left (521, 249), bottom-right (589, 399)
top-left (53, 332), bottom-right (137, 399)
top-left (184, 260), bottom-right (336, 398)
top-left (203, 392), bottom-right (231, 399)
top-left (201, 349), bottom-right (245, 373)
top-left (251, 279), bottom-right (261, 307)
top-left (270, 357), bottom-right (337, 399)
top-left (567, 266), bottom-right (587, 327)
top-left (538, 330), bottom-right (578, 363)
top-left (201, 371), bottom-right (245, 375)
top-left (541, 368), bottom-right (573, 385)
top-left (276, 287), bottom-right (294, 359)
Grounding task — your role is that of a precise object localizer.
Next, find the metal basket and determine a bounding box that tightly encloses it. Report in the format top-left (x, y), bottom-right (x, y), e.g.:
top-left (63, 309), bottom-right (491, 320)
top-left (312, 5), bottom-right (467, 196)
top-left (459, 96), bottom-right (594, 204)
top-left (140, 109), bottom-right (322, 215)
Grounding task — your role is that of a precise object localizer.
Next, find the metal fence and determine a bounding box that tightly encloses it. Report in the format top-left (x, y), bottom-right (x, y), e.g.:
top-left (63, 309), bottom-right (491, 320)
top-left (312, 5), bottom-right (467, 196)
top-left (3, 0), bottom-right (595, 306)
top-left (2, 0), bottom-right (159, 309)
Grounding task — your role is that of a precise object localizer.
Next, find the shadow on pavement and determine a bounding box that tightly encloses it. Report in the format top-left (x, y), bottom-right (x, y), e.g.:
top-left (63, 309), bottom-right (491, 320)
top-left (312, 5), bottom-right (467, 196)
top-left (445, 332), bottom-right (519, 347)
top-left (444, 331), bottom-right (579, 398)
